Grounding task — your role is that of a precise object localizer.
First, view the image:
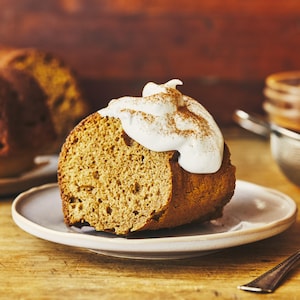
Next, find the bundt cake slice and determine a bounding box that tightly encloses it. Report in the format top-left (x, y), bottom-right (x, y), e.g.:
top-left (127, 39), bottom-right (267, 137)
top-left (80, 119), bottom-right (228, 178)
top-left (58, 113), bottom-right (235, 235)
top-left (58, 79), bottom-right (236, 235)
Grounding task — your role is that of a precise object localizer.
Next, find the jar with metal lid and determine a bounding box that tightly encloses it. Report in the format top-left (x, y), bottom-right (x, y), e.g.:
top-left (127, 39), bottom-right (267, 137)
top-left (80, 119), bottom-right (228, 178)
top-left (263, 71), bottom-right (300, 132)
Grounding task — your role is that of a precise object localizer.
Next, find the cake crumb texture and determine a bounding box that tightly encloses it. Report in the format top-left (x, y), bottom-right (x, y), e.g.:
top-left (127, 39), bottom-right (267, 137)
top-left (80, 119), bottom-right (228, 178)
top-left (58, 113), bottom-right (236, 235)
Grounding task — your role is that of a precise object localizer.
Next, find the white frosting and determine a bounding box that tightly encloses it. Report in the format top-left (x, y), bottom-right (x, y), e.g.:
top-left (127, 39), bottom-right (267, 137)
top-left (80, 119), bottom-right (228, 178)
top-left (98, 79), bottom-right (224, 173)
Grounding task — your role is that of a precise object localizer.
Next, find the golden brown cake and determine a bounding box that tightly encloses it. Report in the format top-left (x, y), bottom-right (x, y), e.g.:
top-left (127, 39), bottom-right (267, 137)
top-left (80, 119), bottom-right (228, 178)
top-left (58, 80), bottom-right (236, 235)
top-left (0, 68), bottom-right (56, 177)
top-left (0, 48), bottom-right (90, 151)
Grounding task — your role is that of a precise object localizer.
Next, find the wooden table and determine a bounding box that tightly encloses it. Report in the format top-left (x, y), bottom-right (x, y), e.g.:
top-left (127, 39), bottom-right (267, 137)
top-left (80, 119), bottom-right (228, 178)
top-left (1, 129), bottom-right (299, 300)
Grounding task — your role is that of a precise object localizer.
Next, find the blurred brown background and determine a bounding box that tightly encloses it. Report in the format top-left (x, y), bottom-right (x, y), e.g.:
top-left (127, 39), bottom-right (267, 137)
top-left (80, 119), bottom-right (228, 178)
top-left (1, 0), bottom-right (300, 126)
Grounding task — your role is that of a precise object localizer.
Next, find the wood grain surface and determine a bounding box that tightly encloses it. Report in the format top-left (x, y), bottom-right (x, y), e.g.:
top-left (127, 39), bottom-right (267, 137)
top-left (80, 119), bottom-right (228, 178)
top-left (1, 130), bottom-right (300, 299)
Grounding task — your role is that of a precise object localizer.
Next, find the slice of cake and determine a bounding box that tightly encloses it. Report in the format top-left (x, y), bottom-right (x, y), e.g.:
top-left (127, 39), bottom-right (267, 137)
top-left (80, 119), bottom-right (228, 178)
top-left (58, 79), bottom-right (236, 235)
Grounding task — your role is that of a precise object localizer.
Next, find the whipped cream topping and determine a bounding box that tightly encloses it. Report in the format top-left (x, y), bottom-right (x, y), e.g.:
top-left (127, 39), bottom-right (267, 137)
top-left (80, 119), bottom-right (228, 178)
top-left (98, 79), bottom-right (224, 173)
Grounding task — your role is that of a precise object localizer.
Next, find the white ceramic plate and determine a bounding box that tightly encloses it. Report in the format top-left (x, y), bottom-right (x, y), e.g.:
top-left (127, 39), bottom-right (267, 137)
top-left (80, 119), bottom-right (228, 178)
top-left (12, 180), bottom-right (297, 260)
top-left (0, 155), bottom-right (58, 196)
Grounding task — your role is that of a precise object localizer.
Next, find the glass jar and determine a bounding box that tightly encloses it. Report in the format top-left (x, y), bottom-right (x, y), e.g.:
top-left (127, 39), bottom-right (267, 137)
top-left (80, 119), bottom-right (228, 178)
top-left (263, 71), bottom-right (300, 132)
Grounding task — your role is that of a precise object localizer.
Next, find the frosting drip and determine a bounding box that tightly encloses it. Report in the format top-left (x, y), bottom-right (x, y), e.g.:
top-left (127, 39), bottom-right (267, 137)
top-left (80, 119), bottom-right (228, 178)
top-left (98, 79), bottom-right (224, 173)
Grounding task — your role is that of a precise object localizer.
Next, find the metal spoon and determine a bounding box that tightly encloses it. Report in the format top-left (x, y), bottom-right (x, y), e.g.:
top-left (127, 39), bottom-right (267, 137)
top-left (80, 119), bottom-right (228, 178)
top-left (238, 250), bottom-right (300, 293)
top-left (233, 109), bottom-right (300, 186)
top-left (233, 109), bottom-right (270, 138)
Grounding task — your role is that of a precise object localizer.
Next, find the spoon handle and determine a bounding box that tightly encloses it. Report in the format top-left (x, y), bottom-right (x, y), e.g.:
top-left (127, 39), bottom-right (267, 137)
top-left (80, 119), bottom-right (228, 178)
top-left (238, 251), bottom-right (300, 293)
top-left (233, 109), bottom-right (270, 138)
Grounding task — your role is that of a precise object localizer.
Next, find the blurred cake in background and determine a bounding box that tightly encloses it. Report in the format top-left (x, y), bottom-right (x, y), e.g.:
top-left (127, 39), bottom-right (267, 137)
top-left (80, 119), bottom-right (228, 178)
top-left (0, 67), bottom-right (56, 177)
top-left (0, 47), bottom-right (91, 152)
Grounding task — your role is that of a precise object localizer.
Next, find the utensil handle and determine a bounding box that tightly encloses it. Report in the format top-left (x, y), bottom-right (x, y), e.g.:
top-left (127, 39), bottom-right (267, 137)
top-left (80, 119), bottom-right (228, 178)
top-left (233, 110), bottom-right (270, 138)
top-left (238, 251), bottom-right (300, 293)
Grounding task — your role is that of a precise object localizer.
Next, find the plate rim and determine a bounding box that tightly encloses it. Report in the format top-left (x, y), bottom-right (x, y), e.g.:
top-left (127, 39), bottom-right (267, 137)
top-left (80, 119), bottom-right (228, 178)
top-left (11, 180), bottom-right (298, 257)
top-left (0, 155), bottom-right (58, 184)
top-left (0, 155), bottom-right (58, 196)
